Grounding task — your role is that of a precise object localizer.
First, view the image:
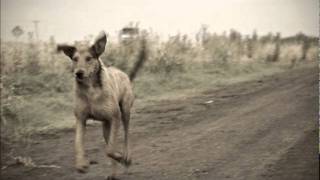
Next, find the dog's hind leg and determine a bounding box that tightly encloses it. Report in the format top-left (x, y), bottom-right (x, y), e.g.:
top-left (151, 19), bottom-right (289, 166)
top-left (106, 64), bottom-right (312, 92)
top-left (102, 121), bottom-right (111, 144)
top-left (120, 101), bottom-right (132, 168)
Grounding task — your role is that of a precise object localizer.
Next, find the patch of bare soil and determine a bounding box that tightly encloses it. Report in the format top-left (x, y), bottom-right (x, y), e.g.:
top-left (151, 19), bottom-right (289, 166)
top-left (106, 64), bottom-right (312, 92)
top-left (2, 65), bottom-right (319, 180)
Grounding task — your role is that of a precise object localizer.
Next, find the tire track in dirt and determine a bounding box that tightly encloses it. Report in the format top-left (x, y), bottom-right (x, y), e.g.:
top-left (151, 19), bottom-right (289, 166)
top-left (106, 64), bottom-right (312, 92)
top-left (2, 65), bottom-right (318, 180)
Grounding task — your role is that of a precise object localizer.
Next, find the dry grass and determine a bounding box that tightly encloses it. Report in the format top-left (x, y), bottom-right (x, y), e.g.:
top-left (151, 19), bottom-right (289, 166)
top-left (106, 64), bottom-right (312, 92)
top-left (1, 30), bottom-right (318, 143)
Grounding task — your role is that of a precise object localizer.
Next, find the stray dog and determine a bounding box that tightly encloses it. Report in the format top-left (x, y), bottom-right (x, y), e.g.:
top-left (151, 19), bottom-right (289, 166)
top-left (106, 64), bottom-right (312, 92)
top-left (57, 31), bottom-right (146, 179)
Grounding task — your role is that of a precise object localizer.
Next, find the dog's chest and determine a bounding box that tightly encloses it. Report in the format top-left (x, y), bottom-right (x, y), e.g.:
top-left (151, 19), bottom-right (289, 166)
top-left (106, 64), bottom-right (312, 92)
top-left (85, 87), bottom-right (106, 110)
top-left (86, 86), bottom-right (102, 102)
top-left (83, 86), bottom-right (114, 120)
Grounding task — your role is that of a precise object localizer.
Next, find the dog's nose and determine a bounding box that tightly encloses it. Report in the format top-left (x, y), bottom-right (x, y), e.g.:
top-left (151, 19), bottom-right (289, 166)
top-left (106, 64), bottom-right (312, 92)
top-left (75, 70), bottom-right (84, 79)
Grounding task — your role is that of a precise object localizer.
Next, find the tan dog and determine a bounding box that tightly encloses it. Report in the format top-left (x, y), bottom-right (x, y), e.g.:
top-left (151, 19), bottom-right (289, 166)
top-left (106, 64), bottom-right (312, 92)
top-left (57, 31), bottom-right (146, 180)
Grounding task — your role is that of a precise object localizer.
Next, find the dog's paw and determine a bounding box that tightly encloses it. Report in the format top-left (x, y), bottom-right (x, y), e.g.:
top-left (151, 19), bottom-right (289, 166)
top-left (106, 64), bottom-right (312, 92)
top-left (123, 157), bottom-right (132, 167)
top-left (106, 176), bottom-right (119, 180)
top-left (107, 152), bottom-right (123, 163)
top-left (76, 160), bottom-right (89, 173)
top-left (76, 166), bottom-right (89, 173)
top-left (107, 152), bottom-right (132, 167)
top-left (122, 152), bottom-right (132, 168)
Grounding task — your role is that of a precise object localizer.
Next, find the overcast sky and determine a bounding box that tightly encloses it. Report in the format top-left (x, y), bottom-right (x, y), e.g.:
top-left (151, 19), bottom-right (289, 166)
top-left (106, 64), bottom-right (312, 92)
top-left (1, 0), bottom-right (318, 42)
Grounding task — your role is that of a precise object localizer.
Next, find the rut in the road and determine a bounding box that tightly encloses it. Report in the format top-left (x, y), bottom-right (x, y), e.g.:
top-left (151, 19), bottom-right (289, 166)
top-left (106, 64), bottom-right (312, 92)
top-left (2, 65), bottom-right (318, 180)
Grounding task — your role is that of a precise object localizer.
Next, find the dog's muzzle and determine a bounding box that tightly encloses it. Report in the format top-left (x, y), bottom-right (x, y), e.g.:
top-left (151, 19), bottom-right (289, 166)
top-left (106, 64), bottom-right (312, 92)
top-left (75, 70), bottom-right (85, 81)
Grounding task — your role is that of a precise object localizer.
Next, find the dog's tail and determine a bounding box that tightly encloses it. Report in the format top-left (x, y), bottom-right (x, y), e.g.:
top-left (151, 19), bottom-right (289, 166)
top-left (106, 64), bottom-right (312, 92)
top-left (129, 38), bottom-right (147, 81)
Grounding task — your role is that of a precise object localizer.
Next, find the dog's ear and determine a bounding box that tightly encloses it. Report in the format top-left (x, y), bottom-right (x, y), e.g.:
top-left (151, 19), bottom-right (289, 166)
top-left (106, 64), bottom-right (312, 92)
top-left (57, 44), bottom-right (76, 59)
top-left (90, 31), bottom-right (107, 58)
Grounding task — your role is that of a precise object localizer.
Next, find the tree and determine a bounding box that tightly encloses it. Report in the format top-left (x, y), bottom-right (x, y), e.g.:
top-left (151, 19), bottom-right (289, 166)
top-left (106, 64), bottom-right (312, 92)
top-left (12, 26), bottom-right (24, 40)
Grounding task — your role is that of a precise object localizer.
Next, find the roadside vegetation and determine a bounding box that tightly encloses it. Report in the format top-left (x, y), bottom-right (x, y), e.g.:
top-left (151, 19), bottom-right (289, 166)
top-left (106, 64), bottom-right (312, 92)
top-left (1, 26), bottom-right (318, 143)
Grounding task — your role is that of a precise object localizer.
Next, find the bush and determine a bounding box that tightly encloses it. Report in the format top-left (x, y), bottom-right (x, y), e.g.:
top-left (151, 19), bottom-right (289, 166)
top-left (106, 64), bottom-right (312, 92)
top-left (0, 29), bottom-right (317, 140)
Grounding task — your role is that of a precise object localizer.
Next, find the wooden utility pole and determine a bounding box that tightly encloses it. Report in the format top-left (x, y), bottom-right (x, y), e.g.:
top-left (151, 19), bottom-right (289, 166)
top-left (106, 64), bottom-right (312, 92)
top-left (32, 20), bottom-right (40, 41)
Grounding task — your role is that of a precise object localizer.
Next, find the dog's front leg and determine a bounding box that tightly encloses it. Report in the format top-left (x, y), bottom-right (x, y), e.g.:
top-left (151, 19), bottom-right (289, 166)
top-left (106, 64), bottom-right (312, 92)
top-left (75, 117), bottom-right (89, 173)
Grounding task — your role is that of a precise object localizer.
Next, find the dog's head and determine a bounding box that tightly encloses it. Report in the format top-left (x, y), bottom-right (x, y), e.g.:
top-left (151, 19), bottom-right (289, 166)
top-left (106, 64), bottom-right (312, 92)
top-left (57, 31), bottom-right (107, 82)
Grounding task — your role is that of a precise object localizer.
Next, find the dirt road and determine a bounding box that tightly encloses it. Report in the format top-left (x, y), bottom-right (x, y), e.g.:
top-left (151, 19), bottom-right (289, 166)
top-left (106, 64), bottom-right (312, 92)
top-left (2, 65), bottom-right (319, 180)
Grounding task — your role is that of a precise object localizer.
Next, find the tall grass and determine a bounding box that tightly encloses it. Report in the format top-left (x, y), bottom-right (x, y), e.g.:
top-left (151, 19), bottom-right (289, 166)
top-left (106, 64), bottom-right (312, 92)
top-left (1, 28), bottom-right (318, 142)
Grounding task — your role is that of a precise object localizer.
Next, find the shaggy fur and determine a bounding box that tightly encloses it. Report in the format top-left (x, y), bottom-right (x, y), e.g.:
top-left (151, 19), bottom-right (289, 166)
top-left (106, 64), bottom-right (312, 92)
top-left (57, 31), bottom-right (144, 179)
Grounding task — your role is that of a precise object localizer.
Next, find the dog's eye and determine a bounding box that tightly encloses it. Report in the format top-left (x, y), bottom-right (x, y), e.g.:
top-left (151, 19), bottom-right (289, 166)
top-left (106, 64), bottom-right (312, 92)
top-left (73, 57), bottom-right (79, 62)
top-left (86, 57), bottom-right (92, 62)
